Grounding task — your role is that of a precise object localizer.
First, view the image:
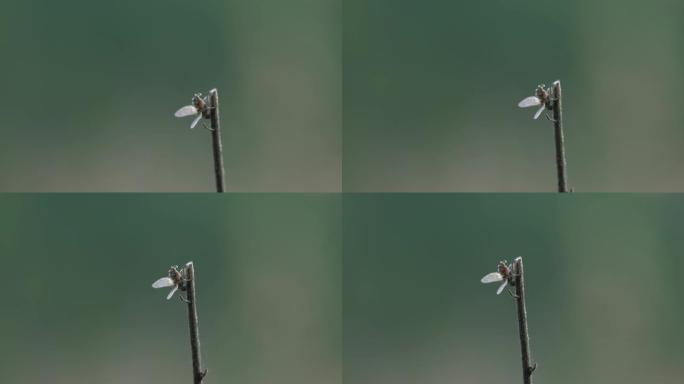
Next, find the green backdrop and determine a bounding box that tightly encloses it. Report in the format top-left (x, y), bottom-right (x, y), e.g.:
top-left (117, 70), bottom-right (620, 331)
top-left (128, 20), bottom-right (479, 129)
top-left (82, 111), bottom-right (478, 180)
top-left (0, 194), bottom-right (341, 383)
top-left (0, 1), bottom-right (340, 191)
top-left (344, 194), bottom-right (684, 384)
top-left (344, 0), bottom-right (684, 191)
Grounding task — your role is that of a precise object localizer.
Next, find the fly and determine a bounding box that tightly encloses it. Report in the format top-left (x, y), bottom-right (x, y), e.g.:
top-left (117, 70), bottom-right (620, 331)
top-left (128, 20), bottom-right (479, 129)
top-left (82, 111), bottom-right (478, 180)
top-left (174, 93), bottom-right (212, 130)
top-left (481, 260), bottom-right (513, 295)
top-left (152, 265), bottom-right (186, 300)
top-left (518, 84), bottom-right (552, 120)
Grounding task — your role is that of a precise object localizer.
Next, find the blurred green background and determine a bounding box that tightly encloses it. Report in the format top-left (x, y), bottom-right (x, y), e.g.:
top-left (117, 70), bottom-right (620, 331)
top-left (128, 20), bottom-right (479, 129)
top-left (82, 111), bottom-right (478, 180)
top-left (0, 194), bottom-right (341, 383)
top-left (344, 0), bottom-right (684, 191)
top-left (5, 0), bottom-right (683, 192)
top-left (344, 194), bottom-right (684, 384)
top-left (0, 1), bottom-right (340, 191)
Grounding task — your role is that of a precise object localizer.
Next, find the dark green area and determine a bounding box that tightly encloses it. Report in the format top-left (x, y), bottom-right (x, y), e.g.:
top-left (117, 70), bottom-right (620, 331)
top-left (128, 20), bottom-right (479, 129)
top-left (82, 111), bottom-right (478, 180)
top-left (0, 194), bottom-right (341, 383)
top-left (344, 194), bottom-right (684, 384)
top-left (343, 0), bottom-right (684, 191)
top-left (0, 1), bottom-right (340, 191)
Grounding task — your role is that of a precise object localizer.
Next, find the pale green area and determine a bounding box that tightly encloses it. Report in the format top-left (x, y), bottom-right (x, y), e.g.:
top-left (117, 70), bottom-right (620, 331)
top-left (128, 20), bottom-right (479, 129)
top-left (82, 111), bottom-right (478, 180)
top-left (344, 0), bottom-right (684, 191)
top-left (0, 0), bottom-right (341, 191)
top-left (344, 194), bottom-right (684, 384)
top-left (3, 0), bottom-right (683, 192)
top-left (3, 194), bottom-right (684, 383)
top-left (0, 194), bottom-right (341, 383)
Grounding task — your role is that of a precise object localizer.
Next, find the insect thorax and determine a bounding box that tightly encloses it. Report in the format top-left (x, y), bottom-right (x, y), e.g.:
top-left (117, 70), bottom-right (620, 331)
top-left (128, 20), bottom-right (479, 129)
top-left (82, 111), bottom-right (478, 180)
top-left (168, 266), bottom-right (181, 284)
top-left (192, 94), bottom-right (210, 118)
top-left (497, 261), bottom-right (512, 280)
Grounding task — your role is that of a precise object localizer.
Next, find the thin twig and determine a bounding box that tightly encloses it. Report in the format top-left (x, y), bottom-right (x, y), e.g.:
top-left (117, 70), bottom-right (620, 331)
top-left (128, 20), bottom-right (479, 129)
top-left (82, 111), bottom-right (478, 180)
top-left (551, 81), bottom-right (569, 193)
top-left (184, 262), bottom-right (207, 384)
top-left (208, 88), bottom-right (226, 192)
top-left (512, 257), bottom-right (535, 384)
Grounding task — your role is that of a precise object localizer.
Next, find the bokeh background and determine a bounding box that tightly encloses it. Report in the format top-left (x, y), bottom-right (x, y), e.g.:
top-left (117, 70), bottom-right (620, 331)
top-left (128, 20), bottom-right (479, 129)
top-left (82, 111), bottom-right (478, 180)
top-left (5, 0), bottom-right (683, 192)
top-left (0, 195), bottom-right (341, 383)
top-left (344, 194), bottom-right (684, 384)
top-left (0, 0), bottom-right (340, 191)
top-left (344, 0), bottom-right (684, 191)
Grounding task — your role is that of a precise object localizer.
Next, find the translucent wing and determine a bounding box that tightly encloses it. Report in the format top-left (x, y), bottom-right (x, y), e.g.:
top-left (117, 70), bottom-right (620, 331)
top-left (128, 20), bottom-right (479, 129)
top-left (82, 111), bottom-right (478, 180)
top-left (533, 105), bottom-right (546, 120)
top-left (518, 96), bottom-right (541, 108)
top-left (481, 272), bottom-right (503, 284)
top-left (175, 105), bottom-right (198, 118)
top-left (152, 277), bottom-right (174, 288)
top-left (190, 114), bottom-right (203, 129)
top-left (496, 280), bottom-right (508, 295)
top-left (166, 286), bottom-right (179, 300)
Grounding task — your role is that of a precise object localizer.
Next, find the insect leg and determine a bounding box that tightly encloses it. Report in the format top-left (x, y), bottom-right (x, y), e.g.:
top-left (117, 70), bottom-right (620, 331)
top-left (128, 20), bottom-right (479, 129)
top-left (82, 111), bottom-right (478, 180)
top-left (506, 286), bottom-right (519, 299)
top-left (201, 122), bottom-right (215, 132)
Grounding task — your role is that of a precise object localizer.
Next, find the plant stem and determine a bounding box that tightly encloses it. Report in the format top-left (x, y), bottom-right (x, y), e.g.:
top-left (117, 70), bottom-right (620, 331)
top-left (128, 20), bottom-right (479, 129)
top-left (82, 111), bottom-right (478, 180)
top-left (551, 81), bottom-right (569, 192)
top-left (512, 257), bottom-right (535, 384)
top-left (208, 88), bottom-right (226, 192)
top-left (184, 262), bottom-right (206, 384)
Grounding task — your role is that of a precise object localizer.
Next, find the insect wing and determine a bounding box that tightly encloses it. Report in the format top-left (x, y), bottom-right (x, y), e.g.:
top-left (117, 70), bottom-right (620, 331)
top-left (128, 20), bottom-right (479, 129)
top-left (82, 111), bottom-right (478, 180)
top-left (190, 114), bottom-right (203, 129)
top-left (496, 280), bottom-right (508, 295)
top-left (152, 276), bottom-right (175, 288)
top-left (533, 105), bottom-right (546, 120)
top-left (175, 105), bottom-right (198, 118)
top-left (481, 272), bottom-right (504, 284)
top-left (518, 96), bottom-right (541, 108)
top-left (166, 285), bottom-right (179, 300)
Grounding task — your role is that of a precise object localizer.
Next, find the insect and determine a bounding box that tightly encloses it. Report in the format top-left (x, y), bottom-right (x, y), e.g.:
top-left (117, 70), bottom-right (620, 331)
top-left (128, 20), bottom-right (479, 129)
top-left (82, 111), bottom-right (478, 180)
top-left (152, 265), bottom-right (186, 300)
top-left (174, 93), bottom-right (212, 129)
top-left (480, 260), bottom-right (513, 295)
top-left (518, 84), bottom-right (552, 120)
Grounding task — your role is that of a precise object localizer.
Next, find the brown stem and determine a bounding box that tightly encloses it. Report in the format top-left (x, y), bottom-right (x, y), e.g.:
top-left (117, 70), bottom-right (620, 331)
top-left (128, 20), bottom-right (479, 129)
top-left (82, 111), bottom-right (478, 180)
top-left (184, 262), bottom-right (206, 384)
top-left (512, 257), bottom-right (535, 384)
top-left (551, 81), bottom-right (569, 192)
top-left (208, 88), bottom-right (226, 192)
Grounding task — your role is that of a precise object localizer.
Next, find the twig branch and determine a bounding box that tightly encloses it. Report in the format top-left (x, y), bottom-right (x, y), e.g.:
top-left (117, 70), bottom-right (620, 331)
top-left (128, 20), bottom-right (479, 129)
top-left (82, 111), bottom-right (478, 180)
top-left (512, 257), bottom-right (535, 384)
top-left (184, 262), bottom-right (207, 384)
top-left (551, 81), bottom-right (569, 193)
top-left (208, 88), bottom-right (226, 192)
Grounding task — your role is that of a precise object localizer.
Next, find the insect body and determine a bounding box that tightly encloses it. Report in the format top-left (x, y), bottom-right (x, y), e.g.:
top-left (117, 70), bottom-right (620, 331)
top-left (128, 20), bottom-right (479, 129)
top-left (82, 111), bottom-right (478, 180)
top-left (518, 84), bottom-right (551, 120)
top-left (481, 260), bottom-right (513, 295)
top-left (152, 265), bottom-right (186, 300)
top-left (175, 93), bottom-right (211, 129)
